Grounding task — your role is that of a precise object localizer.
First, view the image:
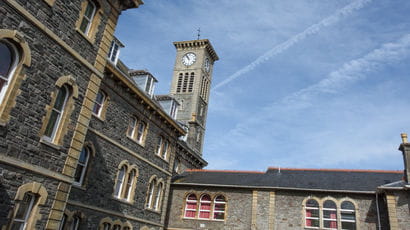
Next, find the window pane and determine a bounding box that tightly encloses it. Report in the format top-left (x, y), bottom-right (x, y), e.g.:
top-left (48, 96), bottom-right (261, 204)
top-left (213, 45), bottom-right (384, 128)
top-left (10, 223), bottom-right (24, 230)
top-left (156, 137), bottom-right (162, 155)
top-left (342, 221), bottom-right (356, 230)
top-left (79, 19), bottom-right (89, 33)
top-left (213, 212), bottom-right (224, 220)
top-left (306, 199), bottom-right (319, 207)
top-left (341, 212), bottom-right (355, 221)
top-left (103, 223), bottom-right (111, 230)
top-left (341, 201), bottom-right (355, 210)
top-left (187, 194), bottom-right (197, 201)
top-left (0, 79), bottom-right (5, 93)
top-left (44, 110), bottom-right (59, 137)
top-left (199, 211), bottom-right (210, 218)
top-left (214, 203), bottom-right (225, 211)
top-left (0, 42), bottom-right (13, 77)
top-left (137, 122), bottom-right (145, 141)
top-left (127, 117), bottom-right (136, 137)
top-left (306, 209), bottom-right (319, 218)
top-left (185, 210), bottom-right (196, 218)
top-left (324, 220), bottom-right (337, 229)
top-left (54, 87), bottom-right (67, 111)
top-left (14, 193), bottom-right (34, 219)
top-left (84, 1), bottom-right (95, 18)
top-left (323, 210), bottom-right (337, 219)
top-left (215, 195), bottom-right (225, 202)
top-left (306, 219), bottom-right (319, 227)
top-left (114, 166), bottom-right (126, 197)
top-left (78, 148), bottom-right (88, 164)
top-left (74, 165), bottom-right (84, 182)
top-left (323, 200), bottom-right (336, 209)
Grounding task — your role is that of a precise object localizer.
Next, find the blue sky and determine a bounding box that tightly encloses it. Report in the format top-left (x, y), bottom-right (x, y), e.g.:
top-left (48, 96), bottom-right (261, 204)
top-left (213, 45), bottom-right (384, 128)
top-left (115, 0), bottom-right (410, 171)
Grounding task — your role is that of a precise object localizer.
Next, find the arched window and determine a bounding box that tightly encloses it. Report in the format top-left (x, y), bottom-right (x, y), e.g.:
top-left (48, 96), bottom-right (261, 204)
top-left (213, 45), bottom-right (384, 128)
top-left (182, 72), bottom-right (189, 92)
top-left (146, 178), bottom-right (156, 208)
top-left (71, 215), bottom-right (81, 230)
top-left (161, 140), bottom-right (169, 160)
top-left (199, 194), bottom-right (211, 219)
top-left (125, 169), bottom-right (136, 201)
top-left (213, 195), bottom-right (226, 220)
top-left (0, 39), bottom-right (19, 104)
top-left (79, 0), bottom-right (97, 35)
top-left (73, 146), bottom-right (90, 186)
top-left (112, 224), bottom-right (121, 230)
top-left (154, 182), bottom-right (163, 210)
top-left (136, 121), bottom-right (146, 143)
top-left (10, 192), bottom-right (37, 229)
top-left (59, 214), bottom-right (67, 230)
top-left (43, 85), bottom-right (70, 142)
top-left (102, 222), bottom-right (111, 230)
top-left (341, 201), bottom-right (356, 230)
top-left (114, 165), bottom-right (127, 198)
top-left (305, 199), bottom-right (319, 228)
top-left (184, 194), bottom-right (197, 218)
top-left (92, 90), bottom-right (106, 117)
top-left (323, 200), bottom-right (337, 229)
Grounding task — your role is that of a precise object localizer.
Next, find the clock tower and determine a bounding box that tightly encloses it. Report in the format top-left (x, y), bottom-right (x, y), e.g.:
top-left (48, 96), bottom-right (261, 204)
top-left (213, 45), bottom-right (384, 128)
top-left (170, 39), bottom-right (219, 155)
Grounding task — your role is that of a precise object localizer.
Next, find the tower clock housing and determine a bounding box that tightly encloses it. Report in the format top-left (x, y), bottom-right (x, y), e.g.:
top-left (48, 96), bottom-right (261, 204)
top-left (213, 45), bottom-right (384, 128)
top-left (170, 39), bottom-right (219, 155)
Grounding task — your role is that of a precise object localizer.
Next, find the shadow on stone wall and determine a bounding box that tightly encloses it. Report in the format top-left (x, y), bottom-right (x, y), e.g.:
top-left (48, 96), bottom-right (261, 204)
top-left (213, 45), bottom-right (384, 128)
top-left (0, 177), bottom-right (12, 227)
top-left (364, 198), bottom-right (378, 226)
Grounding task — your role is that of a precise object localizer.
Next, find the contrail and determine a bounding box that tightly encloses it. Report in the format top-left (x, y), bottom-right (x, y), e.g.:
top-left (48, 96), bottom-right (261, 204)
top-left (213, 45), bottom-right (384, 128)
top-left (279, 33), bottom-right (410, 107)
top-left (212, 0), bottom-right (373, 91)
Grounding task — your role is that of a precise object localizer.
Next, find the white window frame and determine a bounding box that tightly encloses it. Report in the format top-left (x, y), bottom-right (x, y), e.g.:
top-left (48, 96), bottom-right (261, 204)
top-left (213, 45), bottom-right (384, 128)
top-left (154, 183), bottom-right (163, 210)
top-left (73, 147), bottom-right (90, 186)
top-left (43, 85), bottom-right (69, 143)
top-left (0, 39), bottom-right (19, 104)
top-left (212, 195), bottom-right (226, 221)
top-left (146, 180), bottom-right (155, 209)
top-left (136, 121), bottom-right (146, 143)
top-left (161, 140), bottom-right (169, 160)
top-left (184, 194), bottom-right (198, 219)
top-left (107, 40), bottom-right (120, 64)
top-left (11, 193), bottom-right (36, 230)
top-left (92, 90), bottom-right (106, 117)
top-left (322, 200), bottom-right (337, 230)
top-left (102, 223), bottom-right (111, 230)
top-left (155, 136), bottom-right (163, 156)
top-left (127, 117), bottom-right (137, 138)
top-left (125, 169), bottom-right (136, 201)
top-left (114, 165), bottom-right (127, 198)
top-left (340, 201), bottom-right (356, 230)
top-left (198, 194), bottom-right (211, 220)
top-left (305, 199), bottom-right (320, 229)
top-left (80, 0), bottom-right (97, 35)
top-left (71, 216), bottom-right (80, 230)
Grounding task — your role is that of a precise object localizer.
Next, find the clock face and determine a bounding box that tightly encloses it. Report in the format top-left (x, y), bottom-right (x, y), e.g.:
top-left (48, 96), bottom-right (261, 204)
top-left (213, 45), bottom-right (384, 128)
top-left (204, 58), bottom-right (210, 72)
top-left (182, 52), bottom-right (196, 66)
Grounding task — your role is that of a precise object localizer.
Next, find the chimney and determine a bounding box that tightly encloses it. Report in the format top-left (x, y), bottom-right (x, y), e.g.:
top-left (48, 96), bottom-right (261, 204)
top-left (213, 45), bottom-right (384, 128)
top-left (399, 133), bottom-right (410, 183)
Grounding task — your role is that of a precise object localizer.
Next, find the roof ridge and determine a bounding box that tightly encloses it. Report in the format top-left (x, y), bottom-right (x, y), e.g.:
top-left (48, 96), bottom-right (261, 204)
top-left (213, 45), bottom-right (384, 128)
top-left (186, 169), bottom-right (265, 174)
top-left (267, 167), bottom-right (403, 174)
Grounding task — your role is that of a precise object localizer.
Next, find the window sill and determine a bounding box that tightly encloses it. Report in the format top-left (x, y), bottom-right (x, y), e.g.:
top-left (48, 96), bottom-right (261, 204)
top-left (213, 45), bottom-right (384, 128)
top-left (72, 183), bottom-right (87, 191)
top-left (126, 135), bottom-right (145, 148)
top-left (145, 207), bottom-right (161, 214)
top-left (0, 121), bottom-right (7, 127)
top-left (154, 154), bottom-right (169, 164)
top-left (75, 28), bottom-right (94, 45)
top-left (40, 138), bottom-right (62, 150)
top-left (182, 218), bottom-right (225, 222)
top-left (92, 113), bottom-right (105, 122)
top-left (112, 196), bottom-right (134, 205)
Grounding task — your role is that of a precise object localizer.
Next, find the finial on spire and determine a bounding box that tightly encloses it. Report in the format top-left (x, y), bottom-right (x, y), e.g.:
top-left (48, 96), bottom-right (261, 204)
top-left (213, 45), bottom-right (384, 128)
top-left (197, 28), bottom-right (201, 40)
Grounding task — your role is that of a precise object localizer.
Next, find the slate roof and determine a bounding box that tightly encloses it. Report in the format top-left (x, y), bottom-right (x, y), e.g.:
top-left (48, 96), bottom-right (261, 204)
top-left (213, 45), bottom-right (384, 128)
top-left (173, 168), bottom-right (404, 193)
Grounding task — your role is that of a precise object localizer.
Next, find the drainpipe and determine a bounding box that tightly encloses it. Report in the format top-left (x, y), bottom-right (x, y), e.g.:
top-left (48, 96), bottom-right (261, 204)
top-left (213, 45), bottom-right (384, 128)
top-left (375, 192), bottom-right (381, 230)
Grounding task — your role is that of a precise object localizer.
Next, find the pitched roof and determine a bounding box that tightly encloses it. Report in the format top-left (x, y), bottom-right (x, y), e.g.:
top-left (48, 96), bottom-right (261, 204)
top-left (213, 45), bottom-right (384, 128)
top-left (173, 168), bottom-right (404, 193)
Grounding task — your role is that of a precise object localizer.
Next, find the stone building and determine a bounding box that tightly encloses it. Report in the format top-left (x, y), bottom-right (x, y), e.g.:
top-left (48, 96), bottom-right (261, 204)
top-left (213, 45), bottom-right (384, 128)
top-left (1, 0), bottom-right (410, 230)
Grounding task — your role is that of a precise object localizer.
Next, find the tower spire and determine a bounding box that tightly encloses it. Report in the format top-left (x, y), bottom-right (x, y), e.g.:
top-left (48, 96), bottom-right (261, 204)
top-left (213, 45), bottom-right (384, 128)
top-left (197, 28), bottom-right (201, 40)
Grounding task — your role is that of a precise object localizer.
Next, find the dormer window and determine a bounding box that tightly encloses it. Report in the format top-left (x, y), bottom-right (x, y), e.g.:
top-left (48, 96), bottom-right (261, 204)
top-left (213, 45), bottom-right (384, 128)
top-left (155, 95), bottom-right (179, 119)
top-left (107, 37), bottom-right (124, 65)
top-left (129, 70), bottom-right (158, 97)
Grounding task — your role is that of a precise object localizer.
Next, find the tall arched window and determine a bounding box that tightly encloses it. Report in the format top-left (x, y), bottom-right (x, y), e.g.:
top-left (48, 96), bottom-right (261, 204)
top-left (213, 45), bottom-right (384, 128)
top-left (182, 72), bottom-right (189, 92)
top-left (125, 169), bottom-right (136, 201)
top-left (114, 165), bottom-right (127, 198)
top-left (43, 85), bottom-right (70, 142)
top-left (184, 194), bottom-right (197, 218)
top-left (199, 194), bottom-right (211, 219)
top-left (154, 182), bottom-right (163, 210)
top-left (0, 39), bottom-right (19, 104)
top-left (72, 216), bottom-right (81, 230)
top-left (323, 200), bottom-right (337, 229)
top-left (305, 199), bottom-right (319, 228)
top-left (146, 179), bottom-right (156, 208)
top-left (73, 146), bottom-right (90, 186)
top-left (213, 195), bottom-right (226, 220)
top-left (341, 201), bottom-right (356, 230)
top-left (10, 192), bottom-right (37, 229)
top-left (92, 90), bottom-right (106, 117)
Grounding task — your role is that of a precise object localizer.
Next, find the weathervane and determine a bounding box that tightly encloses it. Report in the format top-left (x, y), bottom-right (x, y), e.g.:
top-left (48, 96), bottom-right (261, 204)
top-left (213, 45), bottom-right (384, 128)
top-left (197, 28), bottom-right (201, 40)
